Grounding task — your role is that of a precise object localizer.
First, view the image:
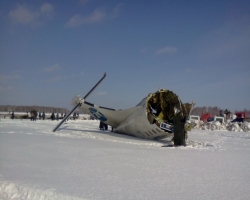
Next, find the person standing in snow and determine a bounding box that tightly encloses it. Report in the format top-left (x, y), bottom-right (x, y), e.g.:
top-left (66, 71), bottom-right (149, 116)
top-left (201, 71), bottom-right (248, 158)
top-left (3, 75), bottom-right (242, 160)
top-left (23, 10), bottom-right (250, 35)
top-left (73, 112), bottom-right (77, 120)
top-left (99, 121), bottom-right (104, 130)
top-left (173, 107), bottom-right (186, 146)
top-left (11, 112), bottom-right (15, 120)
top-left (42, 112), bottom-right (45, 120)
top-left (34, 110), bottom-right (38, 121)
top-left (104, 123), bottom-right (108, 131)
top-left (51, 113), bottom-right (55, 120)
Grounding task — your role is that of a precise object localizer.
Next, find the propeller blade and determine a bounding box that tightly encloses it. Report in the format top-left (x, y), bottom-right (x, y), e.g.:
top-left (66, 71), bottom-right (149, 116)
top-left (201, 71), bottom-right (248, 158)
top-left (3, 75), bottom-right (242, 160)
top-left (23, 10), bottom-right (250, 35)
top-left (83, 72), bottom-right (106, 99)
top-left (52, 73), bottom-right (107, 132)
top-left (52, 103), bottom-right (80, 132)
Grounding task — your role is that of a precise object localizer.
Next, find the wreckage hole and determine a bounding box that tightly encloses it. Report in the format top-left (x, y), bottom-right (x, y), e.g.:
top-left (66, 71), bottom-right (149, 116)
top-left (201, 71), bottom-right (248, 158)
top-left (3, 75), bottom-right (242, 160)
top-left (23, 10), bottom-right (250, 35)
top-left (146, 89), bottom-right (181, 132)
top-left (146, 89), bottom-right (194, 134)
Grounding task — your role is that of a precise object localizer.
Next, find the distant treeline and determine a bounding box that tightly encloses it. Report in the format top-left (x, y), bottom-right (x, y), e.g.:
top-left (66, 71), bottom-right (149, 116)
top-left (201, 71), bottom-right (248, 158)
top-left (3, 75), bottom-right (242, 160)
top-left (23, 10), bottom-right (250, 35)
top-left (191, 106), bottom-right (250, 116)
top-left (1, 105), bottom-right (249, 117)
top-left (0, 105), bottom-right (69, 114)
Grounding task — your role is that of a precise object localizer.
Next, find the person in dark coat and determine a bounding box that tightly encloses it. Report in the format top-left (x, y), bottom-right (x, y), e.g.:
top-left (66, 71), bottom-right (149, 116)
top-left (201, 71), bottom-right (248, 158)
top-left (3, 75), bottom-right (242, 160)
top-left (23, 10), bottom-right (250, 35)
top-left (99, 121), bottom-right (104, 130)
top-left (51, 113), bottom-right (55, 120)
top-left (11, 112), bottom-right (15, 120)
top-left (42, 112), bottom-right (45, 120)
top-left (173, 110), bottom-right (186, 146)
top-left (104, 123), bottom-right (108, 131)
top-left (73, 112), bottom-right (77, 120)
top-left (34, 110), bottom-right (37, 121)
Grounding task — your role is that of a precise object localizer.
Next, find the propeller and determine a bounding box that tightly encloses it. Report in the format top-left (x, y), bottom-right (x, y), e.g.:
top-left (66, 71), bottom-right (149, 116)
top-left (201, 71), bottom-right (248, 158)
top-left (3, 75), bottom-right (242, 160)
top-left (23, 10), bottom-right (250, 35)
top-left (52, 73), bottom-right (106, 132)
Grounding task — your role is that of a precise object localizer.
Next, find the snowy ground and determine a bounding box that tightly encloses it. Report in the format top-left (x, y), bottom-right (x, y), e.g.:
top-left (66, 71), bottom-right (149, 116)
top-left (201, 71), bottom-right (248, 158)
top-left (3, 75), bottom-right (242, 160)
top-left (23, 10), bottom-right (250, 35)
top-left (0, 119), bottom-right (250, 200)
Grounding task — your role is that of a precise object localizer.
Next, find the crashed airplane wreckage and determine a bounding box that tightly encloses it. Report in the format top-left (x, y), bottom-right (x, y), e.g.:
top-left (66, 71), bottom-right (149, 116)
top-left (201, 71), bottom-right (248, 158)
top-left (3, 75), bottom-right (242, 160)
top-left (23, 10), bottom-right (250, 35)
top-left (53, 73), bottom-right (194, 146)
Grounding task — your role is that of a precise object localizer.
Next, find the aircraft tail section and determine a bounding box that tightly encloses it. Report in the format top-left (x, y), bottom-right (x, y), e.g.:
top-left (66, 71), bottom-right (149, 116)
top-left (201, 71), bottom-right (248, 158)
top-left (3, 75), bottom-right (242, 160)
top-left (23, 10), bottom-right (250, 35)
top-left (73, 97), bottom-right (139, 128)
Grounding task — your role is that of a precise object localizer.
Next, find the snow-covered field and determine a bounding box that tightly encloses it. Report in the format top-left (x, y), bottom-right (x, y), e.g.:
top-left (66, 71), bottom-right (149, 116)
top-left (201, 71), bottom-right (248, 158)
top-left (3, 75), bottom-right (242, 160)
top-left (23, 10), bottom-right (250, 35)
top-left (0, 119), bottom-right (250, 200)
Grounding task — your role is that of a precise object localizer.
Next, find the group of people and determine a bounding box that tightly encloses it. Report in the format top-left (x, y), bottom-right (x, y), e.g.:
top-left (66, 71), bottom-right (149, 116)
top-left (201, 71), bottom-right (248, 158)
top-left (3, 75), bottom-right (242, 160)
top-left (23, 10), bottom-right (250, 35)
top-left (50, 112), bottom-right (67, 120)
top-left (99, 121), bottom-right (108, 131)
top-left (8, 111), bottom-right (46, 120)
top-left (99, 121), bottom-right (114, 132)
top-left (50, 112), bottom-right (82, 121)
top-left (30, 111), bottom-right (46, 121)
top-left (219, 109), bottom-right (233, 120)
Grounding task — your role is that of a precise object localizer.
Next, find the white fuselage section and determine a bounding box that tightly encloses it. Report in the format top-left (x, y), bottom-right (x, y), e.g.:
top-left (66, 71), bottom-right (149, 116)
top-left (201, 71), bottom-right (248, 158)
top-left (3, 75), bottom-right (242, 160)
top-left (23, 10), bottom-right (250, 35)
top-left (71, 95), bottom-right (173, 140)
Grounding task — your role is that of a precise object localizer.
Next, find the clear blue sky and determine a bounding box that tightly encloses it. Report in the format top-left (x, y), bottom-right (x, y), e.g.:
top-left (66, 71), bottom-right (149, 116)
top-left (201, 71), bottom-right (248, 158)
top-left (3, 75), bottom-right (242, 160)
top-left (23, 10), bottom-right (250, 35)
top-left (0, 0), bottom-right (249, 112)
